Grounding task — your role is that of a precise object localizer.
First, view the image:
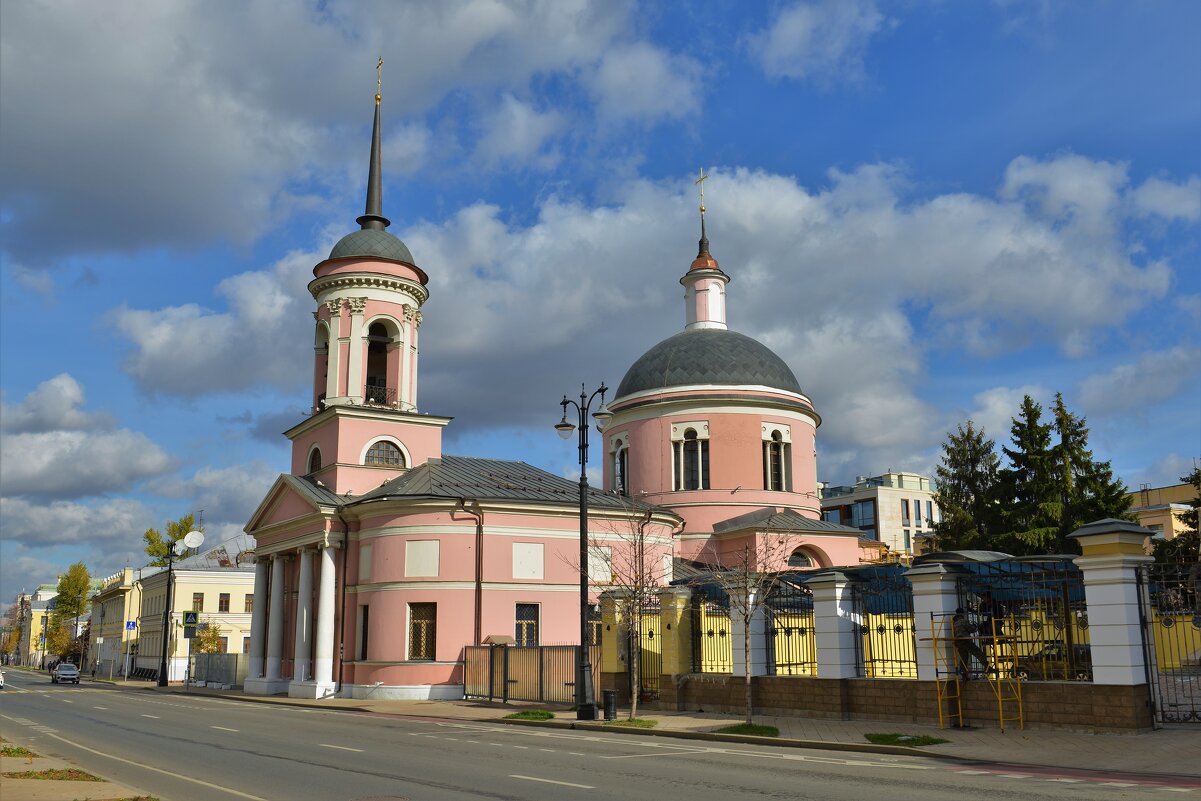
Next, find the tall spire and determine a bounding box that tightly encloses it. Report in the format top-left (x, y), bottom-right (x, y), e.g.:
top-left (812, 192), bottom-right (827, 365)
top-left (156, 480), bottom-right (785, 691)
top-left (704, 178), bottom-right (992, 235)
top-left (695, 166), bottom-right (710, 257)
top-left (356, 57), bottom-right (391, 232)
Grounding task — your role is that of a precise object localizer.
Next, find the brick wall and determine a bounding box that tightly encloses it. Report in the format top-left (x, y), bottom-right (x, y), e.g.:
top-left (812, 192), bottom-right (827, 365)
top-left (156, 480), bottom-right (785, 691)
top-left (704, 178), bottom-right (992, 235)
top-left (654, 674), bottom-right (1153, 731)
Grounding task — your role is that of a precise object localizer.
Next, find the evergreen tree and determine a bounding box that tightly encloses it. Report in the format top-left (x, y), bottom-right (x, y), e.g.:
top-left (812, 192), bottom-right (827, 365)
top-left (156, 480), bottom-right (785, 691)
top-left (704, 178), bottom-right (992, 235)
top-left (143, 513), bottom-right (201, 567)
top-left (931, 420), bottom-right (1001, 551)
top-left (1050, 393), bottom-right (1131, 551)
top-left (998, 395), bottom-right (1058, 553)
top-left (1154, 466), bottom-right (1201, 562)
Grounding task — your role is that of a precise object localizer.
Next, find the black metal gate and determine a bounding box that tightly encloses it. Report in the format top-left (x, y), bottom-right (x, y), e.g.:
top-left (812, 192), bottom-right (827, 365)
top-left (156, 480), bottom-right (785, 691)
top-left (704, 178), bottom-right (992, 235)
top-left (1139, 560), bottom-right (1201, 725)
top-left (850, 568), bottom-right (917, 679)
top-left (632, 600), bottom-right (662, 700)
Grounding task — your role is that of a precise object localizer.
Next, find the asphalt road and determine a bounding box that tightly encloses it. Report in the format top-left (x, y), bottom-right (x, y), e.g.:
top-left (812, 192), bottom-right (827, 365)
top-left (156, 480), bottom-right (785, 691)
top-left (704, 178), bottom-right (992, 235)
top-left (0, 669), bottom-right (1187, 800)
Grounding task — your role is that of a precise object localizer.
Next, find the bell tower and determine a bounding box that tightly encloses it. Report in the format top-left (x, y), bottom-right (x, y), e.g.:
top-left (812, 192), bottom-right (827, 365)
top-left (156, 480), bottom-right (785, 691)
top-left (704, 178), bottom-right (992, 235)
top-left (285, 63), bottom-right (450, 496)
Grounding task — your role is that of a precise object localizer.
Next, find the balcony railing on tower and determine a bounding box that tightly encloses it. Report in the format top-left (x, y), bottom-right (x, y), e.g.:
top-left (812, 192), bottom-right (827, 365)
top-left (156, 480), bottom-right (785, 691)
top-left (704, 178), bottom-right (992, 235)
top-left (363, 385), bottom-right (398, 407)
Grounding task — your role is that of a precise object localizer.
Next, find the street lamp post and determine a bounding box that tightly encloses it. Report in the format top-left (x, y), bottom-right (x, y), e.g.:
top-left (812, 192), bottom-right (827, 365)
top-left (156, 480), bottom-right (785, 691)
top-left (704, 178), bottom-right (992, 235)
top-left (555, 383), bottom-right (612, 721)
top-left (157, 530), bottom-right (204, 687)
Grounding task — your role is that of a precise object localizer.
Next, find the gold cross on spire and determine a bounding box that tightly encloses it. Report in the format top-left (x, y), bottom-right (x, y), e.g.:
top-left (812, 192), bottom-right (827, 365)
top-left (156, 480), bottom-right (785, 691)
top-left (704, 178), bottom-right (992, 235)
top-left (376, 57), bottom-right (384, 104)
top-left (695, 167), bottom-right (708, 215)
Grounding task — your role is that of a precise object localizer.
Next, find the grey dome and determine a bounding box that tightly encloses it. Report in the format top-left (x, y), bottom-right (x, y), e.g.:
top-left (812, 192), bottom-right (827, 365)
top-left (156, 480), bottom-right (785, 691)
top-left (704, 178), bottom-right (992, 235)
top-left (616, 328), bottom-right (803, 398)
top-left (329, 229), bottom-right (414, 263)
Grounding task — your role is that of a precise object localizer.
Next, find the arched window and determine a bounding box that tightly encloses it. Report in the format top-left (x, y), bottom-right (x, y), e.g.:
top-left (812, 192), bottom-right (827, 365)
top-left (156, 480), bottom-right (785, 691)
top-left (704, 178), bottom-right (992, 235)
top-left (613, 441), bottom-right (629, 496)
top-left (307, 448), bottom-right (322, 475)
top-left (365, 439), bottom-right (404, 467)
top-left (673, 428), bottom-right (709, 491)
top-left (787, 548), bottom-right (814, 568)
top-left (762, 428), bottom-right (791, 491)
top-left (365, 322), bottom-right (392, 405)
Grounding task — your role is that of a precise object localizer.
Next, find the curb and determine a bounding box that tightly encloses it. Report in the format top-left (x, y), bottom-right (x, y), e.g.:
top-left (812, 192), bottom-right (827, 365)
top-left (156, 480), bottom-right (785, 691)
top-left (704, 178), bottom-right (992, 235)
top-left (498, 717), bottom-right (965, 761)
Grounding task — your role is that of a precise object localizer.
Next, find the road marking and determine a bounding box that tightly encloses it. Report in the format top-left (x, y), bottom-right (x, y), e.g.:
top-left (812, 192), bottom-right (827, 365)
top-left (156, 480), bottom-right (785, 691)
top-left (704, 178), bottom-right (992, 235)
top-left (956, 770), bottom-right (990, 775)
top-left (1160, 789), bottom-right (1194, 793)
top-left (601, 750), bottom-right (713, 760)
top-left (318, 743), bottom-right (364, 752)
top-left (1045, 778), bottom-right (1082, 783)
top-left (540, 748), bottom-right (556, 752)
top-left (141, 714), bottom-right (159, 719)
top-left (211, 726), bottom-right (239, 732)
top-left (93, 707), bottom-right (108, 710)
top-left (0, 714), bottom-right (268, 800)
top-left (1100, 783), bottom-right (1138, 787)
top-left (512, 745), bottom-right (528, 749)
top-left (997, 773), bottom-right (1032, 779)
top-left (511, 775), bottom-right (594, 790)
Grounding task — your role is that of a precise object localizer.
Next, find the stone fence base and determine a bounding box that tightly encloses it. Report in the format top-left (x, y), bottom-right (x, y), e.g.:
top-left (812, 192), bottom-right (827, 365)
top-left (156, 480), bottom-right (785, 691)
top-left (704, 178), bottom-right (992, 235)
top-left (641, 673), bottom-right (1153, 732)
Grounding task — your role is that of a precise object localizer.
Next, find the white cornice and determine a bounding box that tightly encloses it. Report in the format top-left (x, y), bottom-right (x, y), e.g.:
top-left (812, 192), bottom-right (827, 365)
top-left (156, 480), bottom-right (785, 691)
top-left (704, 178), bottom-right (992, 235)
top-left (308, 272), bottom-right (429, 305)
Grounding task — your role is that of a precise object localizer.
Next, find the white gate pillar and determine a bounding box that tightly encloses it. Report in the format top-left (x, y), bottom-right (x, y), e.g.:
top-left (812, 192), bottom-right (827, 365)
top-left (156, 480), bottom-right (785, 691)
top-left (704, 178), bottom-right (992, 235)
top-left (906, 564), bottom-right (961, 681)
top-left (806, 572), bottom-right (860, 679)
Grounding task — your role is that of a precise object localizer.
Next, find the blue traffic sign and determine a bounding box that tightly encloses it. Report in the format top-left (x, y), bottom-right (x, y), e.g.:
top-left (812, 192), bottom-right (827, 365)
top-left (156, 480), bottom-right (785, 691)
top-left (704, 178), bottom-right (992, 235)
top-left (126, 621), bottom-right (137, 631)
top-left (183, 611), bottom-right (199, 626)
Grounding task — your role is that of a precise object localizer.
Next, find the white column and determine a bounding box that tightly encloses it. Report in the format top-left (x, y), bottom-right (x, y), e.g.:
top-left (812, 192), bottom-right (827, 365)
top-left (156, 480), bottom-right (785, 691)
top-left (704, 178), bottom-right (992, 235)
top-left (1071, 520), bottom-right (1155, 686)
top-left (398, 308), bottom-right (412, 411)
top-left (265, 556), bottom-right (286, 680)
top-left (409, 311), bottom-right (421, 410)
top-left (313, 545), bottom-right (337, 688)
top-left (906, 564), bottom-right (961, 681)
top-left (730, 590), bottom-right (769, 677)
top-left (247, 559), bottom-right (269, 679)
top-left (324, 300), bottom-right (342, 402)
top-left (293, 549), bottom-right (314, 682)
top-left (807, 572), bottom-right (860, 679)
top-left (346, 298), bottom-right (366, 404)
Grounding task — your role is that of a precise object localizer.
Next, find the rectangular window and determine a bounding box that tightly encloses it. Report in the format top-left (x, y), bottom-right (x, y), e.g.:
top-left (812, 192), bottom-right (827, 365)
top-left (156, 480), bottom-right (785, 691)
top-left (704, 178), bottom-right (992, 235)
top-left (850, 500), bottom-right (876, 530)
top-left (218, 593), bottom-right (230, 613)
top-left (404, 540), bottom-right (440, 577)
top-left (359, 543), bottom-right (373, 582)
top-left (242, 636), bottom-right (251, 654)
top-left (244, 595), bottom-right (254, 614)
top-left (192, 593), bottom-right (204, 612)
top-left (823, 509), bottom-right (841, 525)
top-left (217, 636), bottom-right (228, 653)
top-left (515, 603), bottom-right (539, 647)
top-left (901, 499), bottom-right (910, 527)
top-left (914, 501), bottom-right (923, 527)
top-left (926, 500), bottom-right (934, 525)
top-left (357, 605), bottom-right (370, 661)
top-left (904, 530), bottom-right (912, 551)
top-left (408, 603), bottom-right (436, 660)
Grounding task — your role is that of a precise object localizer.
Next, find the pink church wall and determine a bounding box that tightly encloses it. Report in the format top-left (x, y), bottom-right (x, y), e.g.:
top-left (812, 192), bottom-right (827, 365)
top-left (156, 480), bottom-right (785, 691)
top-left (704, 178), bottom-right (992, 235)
top-left (315, 257), bottom-right (425, 286)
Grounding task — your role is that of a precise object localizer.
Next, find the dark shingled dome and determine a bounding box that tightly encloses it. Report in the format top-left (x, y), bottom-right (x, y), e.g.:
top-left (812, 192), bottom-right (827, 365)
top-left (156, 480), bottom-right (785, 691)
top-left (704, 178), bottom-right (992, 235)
top-left (616, 328), bottom-right (803, 398)
top-left (329, 229), bottom-right (414, 263)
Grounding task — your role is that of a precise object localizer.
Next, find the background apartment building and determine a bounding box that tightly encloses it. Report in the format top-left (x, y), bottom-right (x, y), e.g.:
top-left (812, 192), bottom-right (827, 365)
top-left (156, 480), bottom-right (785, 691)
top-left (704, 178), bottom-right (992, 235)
top-left (820, 471), bottom-right (939, 558)
top-left (1127, 480), bottom-right (1195, 543)
top-left (89, 568), bottom-right (142, 679)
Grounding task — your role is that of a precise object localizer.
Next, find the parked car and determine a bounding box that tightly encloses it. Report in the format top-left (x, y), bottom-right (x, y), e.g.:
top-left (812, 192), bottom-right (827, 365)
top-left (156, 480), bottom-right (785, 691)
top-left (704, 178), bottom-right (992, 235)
top-left (52, 663), bottom-right (81, 684)
top-left (0, 670), bottom-right (5, 689)
top-left (1014, 642), bottom-right (1092, 681)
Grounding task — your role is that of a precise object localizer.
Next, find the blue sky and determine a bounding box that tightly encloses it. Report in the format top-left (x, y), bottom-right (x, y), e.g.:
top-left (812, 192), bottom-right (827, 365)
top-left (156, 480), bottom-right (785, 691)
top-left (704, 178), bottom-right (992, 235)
top-left (2, 0), bottom-right (1198, 602)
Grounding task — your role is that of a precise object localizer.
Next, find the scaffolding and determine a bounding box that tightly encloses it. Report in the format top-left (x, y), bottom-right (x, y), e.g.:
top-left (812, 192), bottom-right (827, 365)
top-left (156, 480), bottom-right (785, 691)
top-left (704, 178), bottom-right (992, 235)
top-left (930, 612), bottom-right (1024, 731)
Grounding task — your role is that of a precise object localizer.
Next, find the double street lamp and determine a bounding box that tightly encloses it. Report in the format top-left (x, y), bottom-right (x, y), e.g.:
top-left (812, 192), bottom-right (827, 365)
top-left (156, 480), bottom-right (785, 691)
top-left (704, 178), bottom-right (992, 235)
top-left (555, 383), bottom-right (612, 721)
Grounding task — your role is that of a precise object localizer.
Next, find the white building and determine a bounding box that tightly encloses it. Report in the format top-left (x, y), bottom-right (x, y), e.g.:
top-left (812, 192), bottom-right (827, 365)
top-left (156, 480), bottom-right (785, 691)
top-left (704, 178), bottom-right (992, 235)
top-left (820, 471), bottom-right (939, 557)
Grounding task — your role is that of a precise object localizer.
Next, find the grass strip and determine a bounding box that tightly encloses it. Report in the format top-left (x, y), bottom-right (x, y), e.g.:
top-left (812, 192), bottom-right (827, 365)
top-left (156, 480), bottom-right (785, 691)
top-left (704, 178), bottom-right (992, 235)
top-left (504, 710), bottom-right (555, 720)
top-left (714, 723), bottom-right (779, 737)
top-left (864, 732), bottom-right (949, 747)
top-left (607, 718), bottom-right (657, 728)
top-left (0, 744), bottom-right (38, 757)
top-left (2, 768), bottom-right (103, 781)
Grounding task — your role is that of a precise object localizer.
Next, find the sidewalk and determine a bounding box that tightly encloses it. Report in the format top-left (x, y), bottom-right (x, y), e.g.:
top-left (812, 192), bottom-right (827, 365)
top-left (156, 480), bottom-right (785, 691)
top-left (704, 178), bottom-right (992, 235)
top-left (149, 680), bottom-right (1199, 780)
top-left (0, 748), bottom-right (146, 801)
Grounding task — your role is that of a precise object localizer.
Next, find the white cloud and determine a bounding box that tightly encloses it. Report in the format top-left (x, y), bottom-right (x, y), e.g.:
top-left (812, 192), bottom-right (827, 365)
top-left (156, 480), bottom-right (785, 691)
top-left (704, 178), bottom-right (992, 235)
top-left (150, 463), bottom-right (281, 528)
top-left (0, 430), bottom-right (173, 499)
top-left (1125, 453), bottom-right (1200, 490)
top-left (1077, 346), bottom-right (1201, 415)
top-left (962, 385), bottom-right (1051, 447)
top-left (476, 94), bottom-right (566, 167)
top-left (1000, 153), bottom-right (1129, 235)
top-left (0, 374), bottom-right (111, 433)
top-left (110, 155), bottom-right (1188, 480)
top-left (588, 42), bottom-right (703, 123)
top-left (1130, 175), bottom-right (1201, 222)
top-left (0, 496), bottom-right (156, 547)
top-left (746, 0), bottom-right (888, 85)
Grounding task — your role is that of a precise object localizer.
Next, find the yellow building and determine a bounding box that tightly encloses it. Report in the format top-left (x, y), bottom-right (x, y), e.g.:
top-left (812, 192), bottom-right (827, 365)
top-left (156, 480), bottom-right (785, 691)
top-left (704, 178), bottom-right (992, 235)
top-left (1127, 481), bottom-right (1195, 543)
top-left (135, 537), bottom-right (256, 682)
top-left (19, 584), bottom-right (57, 668)
top-left (88, 568), bottom-right (141, 678)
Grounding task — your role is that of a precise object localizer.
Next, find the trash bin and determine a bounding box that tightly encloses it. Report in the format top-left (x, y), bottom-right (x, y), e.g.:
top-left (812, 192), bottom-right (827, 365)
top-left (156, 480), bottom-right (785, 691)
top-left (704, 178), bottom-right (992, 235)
top-left (603, 689), bottom-right (617, 720)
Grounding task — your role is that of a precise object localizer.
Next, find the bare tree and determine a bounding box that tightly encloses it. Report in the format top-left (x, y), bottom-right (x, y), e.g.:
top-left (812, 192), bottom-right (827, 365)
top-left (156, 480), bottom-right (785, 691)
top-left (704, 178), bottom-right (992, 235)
top-left (589, 502), bottom-right (674, 721)
top-left (699, 517), bottom-right (796, 727)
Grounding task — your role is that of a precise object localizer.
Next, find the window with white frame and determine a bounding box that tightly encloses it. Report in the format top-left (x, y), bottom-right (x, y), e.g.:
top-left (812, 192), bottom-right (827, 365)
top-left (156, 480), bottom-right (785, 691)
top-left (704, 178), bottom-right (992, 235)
top-left (365, 439), bottom-right (404, 467)
top-left (671, 423), bottom-right (710, 491)
top-left (762, 425), bottom-right (791, 491)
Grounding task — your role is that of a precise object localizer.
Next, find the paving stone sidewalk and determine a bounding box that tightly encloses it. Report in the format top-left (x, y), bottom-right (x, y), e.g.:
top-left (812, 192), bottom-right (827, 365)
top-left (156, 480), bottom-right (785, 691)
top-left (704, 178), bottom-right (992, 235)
top-left (0, 750), bottom-right (147, 801)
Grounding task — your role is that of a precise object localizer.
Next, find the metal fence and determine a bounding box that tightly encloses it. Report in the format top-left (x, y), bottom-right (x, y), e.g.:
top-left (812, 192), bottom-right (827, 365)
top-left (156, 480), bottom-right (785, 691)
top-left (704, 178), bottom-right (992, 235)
top-left (850, 568), bottom-right (917, 679)
top-left (634, 600), bottom-right (662, 699)
top-left (956, 558), bottom-right (1091, 682)
top-left (1139, 559), bottom-right (1201, 725)
top-left (463, 644), bottom-right (601, 704)
top-left (765, 580), bottom-right (816, 676)
top-left (690, 588), bottom-right (733, 673)
top-left (189, 653), bottom-right (249, 688)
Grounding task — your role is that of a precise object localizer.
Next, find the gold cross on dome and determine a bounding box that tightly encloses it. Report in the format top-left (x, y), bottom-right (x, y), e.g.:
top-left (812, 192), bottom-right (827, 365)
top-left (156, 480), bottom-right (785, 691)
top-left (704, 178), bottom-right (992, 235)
top-left (376, 57), bottom-right (384, 102)
top-left (695, 167), bottom-right (709, 214)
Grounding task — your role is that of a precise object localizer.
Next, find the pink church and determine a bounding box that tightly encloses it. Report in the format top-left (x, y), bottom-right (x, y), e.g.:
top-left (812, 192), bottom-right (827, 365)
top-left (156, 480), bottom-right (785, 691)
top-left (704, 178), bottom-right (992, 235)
top-left (244, 87), bottom-right (867, 700)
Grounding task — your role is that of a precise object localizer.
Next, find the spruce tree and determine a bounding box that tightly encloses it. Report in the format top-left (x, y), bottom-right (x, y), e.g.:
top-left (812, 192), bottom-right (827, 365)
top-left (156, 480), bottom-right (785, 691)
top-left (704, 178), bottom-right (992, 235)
top-left (999, 395), bottom-right (1058, 553)
top-left (932, 420), bottom-right (1001, 551)
top-left (1050, 393), bottom-right (1131, 551)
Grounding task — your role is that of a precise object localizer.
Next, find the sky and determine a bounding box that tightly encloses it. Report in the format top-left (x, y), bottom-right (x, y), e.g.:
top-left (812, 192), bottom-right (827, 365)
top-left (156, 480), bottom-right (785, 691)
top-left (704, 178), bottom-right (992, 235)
top-left (1, 0), bottom-right (1198, 603)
